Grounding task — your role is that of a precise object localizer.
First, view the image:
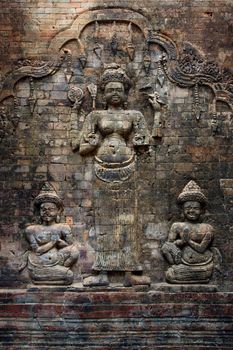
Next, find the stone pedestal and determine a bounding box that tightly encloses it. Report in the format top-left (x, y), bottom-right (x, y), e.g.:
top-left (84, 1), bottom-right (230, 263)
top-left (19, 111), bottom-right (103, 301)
top-left (0, 287), bottom-right (232, 349)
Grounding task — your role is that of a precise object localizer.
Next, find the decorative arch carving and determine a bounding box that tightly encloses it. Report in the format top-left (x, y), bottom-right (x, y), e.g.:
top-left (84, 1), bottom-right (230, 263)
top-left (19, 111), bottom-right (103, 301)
top-left (0, 6), bottom-right (232, 142)
top-left (48, 8), bottom-right (152, 53)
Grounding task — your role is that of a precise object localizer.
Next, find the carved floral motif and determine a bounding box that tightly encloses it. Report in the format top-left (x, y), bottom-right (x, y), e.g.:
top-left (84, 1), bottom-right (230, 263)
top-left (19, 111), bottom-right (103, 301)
top-left (68, 86), bottom-right (84, 110)
top-left (178, 45), bottom-right (220, 78)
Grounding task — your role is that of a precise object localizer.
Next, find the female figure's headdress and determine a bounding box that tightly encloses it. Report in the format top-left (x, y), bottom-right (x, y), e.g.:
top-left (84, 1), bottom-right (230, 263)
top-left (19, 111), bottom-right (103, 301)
top-left (100, 63), bottom-right (131, 91)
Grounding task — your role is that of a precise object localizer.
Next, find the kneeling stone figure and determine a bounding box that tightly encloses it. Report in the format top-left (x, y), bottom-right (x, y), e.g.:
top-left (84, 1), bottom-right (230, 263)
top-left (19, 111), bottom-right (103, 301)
top-left (162, 181), bottom-right (216, 284)
top-left (24, 183), bottom-right (79, 285)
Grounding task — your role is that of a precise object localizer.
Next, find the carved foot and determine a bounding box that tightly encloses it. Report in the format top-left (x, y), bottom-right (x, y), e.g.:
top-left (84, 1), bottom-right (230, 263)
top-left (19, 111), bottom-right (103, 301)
top-left (124, 272), bottom-right (151, 287)
top-left (83, 272), bottom-right (109, 287)
top-left (165, 267), bottom-right (211, 284)
top-left (29, 267), bottom-right (74, 285)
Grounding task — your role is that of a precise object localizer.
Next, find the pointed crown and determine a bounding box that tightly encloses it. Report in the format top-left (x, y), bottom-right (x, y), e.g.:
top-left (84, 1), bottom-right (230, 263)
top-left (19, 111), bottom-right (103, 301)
top-left (34, 183), bottom-right (63, 210)
top-left (177, 180), bottom-right (207, 205)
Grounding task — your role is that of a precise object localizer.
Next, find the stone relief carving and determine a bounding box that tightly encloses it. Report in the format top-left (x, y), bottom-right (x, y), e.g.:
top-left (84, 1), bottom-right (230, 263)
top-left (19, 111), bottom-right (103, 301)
top-left (22, 183), bottom-right (79, 285)
top-left (77, 38), bottom-right (87, 69)
top-left (28, 77), bottom-right (37, 114)
top-left (0, 52), bottom-right (68, 141)
top-left (0, 7), bottom-right (230, 288)
top-left (178, 45), bottom-right (220, 78)
top-left (77, 64), bottom-right (149, 182)
top-left (110, 22), bottom-right (118, 56)
top-left (162, 181), bottom-right (218, 284)
top-left (11, 97), bottom-right (21, 128)
top-left (87, 83), bottom-right (97, 110)
top-left (148, 91), bottom-right (166, 138)
top-left (126, 23), bottom-right (135, 61)
top-left (93, 21), bottom-right (103, 61)
top-left (16, 59), bottom-right (46, 68)
top-left (142, 51), bottom-right (152, 75)
top-left (63, 48), bottom-right (74, 83)
top-left (74, 64), bottom-right (151, 287)
top-left (0, 106), bottom-right (10, 142)
top-left (68, 86), bottom-right (84, 111)
top-left (0, 101), bottom-right (21, 143)
top-left (0, 8), bottom-right (231, 144)
top-left (148, 34), bottom-right (233, 128)
top-left (0, 52), bottom-right (66, 102)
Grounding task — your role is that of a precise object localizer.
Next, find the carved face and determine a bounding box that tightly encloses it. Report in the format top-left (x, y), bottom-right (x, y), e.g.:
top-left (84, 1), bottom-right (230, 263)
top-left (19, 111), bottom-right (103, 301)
top-left (40, 202), bottom-right (59, 225)
top-left (183, 201), bottom-right (201, 222)
top-left (104, 82), bottom-right (125, 107)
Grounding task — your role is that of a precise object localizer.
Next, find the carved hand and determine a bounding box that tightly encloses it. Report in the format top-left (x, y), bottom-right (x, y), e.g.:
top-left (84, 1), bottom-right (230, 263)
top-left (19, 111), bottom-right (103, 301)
top-left (57, 239), bottom-right (69, 248)
top-left (84, 132), bottom-right (100, 146)
top-left (36, 241), bottom-right (56, 255)
top-left (175, 239), bottom-right (185, 247)
top-left (183, 228), bottom-right (190, 243)
top-left (133, 134), bottom-right (145, 146)
top-left (71, 138), bottom-right (80, 151)
top-left (148, 92), bottom-right (162, 112)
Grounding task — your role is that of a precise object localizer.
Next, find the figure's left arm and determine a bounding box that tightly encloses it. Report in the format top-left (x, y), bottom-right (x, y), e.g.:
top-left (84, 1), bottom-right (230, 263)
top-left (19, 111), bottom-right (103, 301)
top-left (132, 111), bottom-right (150, 146)
top-left (188, 225), bottom-right (214, 253)
top-left (60, 224), bottom-right (74, 246)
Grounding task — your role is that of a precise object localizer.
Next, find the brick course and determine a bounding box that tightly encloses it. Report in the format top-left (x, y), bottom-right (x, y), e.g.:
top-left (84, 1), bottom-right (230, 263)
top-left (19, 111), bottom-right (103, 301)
top-left (0, 1), bottom-right (232, 348)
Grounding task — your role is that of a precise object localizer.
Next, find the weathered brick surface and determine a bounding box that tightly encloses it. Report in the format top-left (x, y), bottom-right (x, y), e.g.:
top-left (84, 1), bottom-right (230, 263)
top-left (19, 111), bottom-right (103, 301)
top-left (0, 0), bottom-right (232, 287)
top-left (0, 289), bottom-right (233, 349)
top-left (0, 0), bottom-right (233, 348)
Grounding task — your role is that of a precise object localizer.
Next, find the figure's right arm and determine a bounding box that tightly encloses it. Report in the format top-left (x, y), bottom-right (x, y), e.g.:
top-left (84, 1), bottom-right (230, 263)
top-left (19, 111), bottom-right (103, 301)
top-left (36, 241), bottom-right (56, 254)
top-left (168, 223), bottom-right (184, 246)
top-left (25, 226), bottom-right (56, 254)
top-left (162, 223), bottom-right (183, 264)
top-left (79, 112), bottom-right (100, 155)
top-left (167, 223), bottom-right (179, 242)
top-left (25, 226), bottom-right (39, 253)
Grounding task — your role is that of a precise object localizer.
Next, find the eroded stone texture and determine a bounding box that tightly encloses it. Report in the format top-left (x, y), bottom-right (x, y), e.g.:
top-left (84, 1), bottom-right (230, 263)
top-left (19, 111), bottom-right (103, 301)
top-left (22, 183), bottom-right (80, 285)
top-left (0, 1), bottom-right (232, 348)
top-left (76, 64), bottom-right (150, 287)
top-left (0, 289), bottom-right (233, 349)
top-left (162, 181), bottom-right (219, 284)
top-left (0, 4), bottom-right (231, 288)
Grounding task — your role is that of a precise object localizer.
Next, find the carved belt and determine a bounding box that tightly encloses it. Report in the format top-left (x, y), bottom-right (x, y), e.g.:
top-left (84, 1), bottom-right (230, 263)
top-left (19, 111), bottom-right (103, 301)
top-left (28, 252), bottom-right (64, 268)
top-left (94, 155), bottom-right (135, 182)
top-left (181, 255), bottom-right (213, 266)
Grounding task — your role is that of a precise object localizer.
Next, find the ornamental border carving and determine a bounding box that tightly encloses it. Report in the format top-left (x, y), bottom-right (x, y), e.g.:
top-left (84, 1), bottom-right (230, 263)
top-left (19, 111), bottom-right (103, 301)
top-left (0, 7), bottom-right (232, 118)
top-left (48, 8), bottom-right (152, 53)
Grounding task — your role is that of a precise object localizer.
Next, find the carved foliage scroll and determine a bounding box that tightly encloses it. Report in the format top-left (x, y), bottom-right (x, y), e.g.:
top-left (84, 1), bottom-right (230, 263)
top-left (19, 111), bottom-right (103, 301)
top-left (0, 7), bottom-right (232, 141)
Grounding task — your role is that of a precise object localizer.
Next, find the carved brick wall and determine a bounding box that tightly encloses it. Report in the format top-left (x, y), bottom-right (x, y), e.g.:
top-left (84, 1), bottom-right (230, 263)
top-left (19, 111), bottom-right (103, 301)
top-left (0, 1), bottom-right (233, 348)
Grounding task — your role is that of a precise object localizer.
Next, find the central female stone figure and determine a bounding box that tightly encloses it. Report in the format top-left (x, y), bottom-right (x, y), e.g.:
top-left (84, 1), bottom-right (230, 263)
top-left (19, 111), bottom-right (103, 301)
top-left (78, 63), bottom-right (150, 286)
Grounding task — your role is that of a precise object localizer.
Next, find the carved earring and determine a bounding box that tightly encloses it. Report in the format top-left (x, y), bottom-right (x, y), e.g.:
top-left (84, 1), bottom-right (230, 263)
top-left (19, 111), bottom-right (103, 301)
top-left (56, 215), bottom-right (60, 223)
top-left (123, 102), bottom-right (128, 109)
top-left (180, 207), bottom-right (185, 220)
top-left (102, 97), bottom-right (107, 109)
top-left (199, 206), bottom-right (206, 222)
